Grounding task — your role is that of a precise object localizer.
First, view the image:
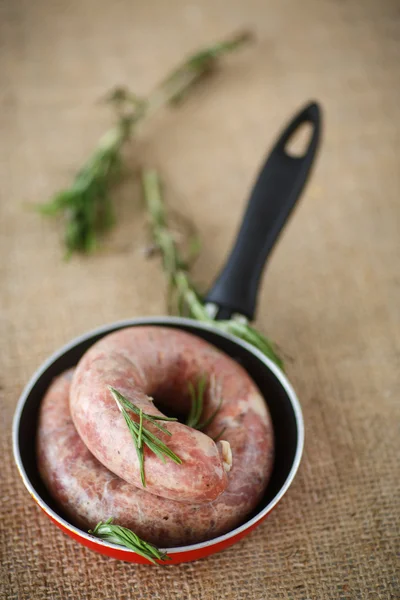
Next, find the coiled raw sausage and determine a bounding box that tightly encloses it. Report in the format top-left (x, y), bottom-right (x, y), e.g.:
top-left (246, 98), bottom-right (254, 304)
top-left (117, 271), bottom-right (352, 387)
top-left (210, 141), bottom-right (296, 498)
top-left (38, 327), bottom-right (274, 546)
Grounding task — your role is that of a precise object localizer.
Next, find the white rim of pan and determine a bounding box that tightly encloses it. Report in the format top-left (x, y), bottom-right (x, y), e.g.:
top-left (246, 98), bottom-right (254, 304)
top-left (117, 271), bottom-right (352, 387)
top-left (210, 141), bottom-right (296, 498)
top-left (12, 316), bottom-right (304, 556)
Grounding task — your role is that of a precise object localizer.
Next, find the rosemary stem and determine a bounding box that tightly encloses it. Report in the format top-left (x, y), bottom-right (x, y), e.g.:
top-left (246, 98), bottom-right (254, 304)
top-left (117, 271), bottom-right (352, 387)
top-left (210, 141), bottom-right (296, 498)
top-left (142, 169), bottom-right (211, 322)
top-left (97, 124), bottom-right (126, 153)
top-left (173, 271), bottom-right (210, 321)
top-left (102, 29), bottom-right (253, 166)
top-left (141, 168), bottom-right (284, 370)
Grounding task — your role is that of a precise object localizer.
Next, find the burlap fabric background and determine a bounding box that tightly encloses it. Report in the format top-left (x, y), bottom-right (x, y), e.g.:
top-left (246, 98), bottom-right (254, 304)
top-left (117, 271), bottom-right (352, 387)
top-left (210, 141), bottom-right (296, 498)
top-left (1, 0), bottom-right (399, 598)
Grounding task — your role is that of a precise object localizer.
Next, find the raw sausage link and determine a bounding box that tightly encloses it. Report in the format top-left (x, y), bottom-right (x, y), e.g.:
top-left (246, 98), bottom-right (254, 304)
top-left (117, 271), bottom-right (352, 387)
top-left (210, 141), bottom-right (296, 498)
top-left (37, 366), bottom-right (274, 546)
top-left (70, 327), bottom-right (268, 503)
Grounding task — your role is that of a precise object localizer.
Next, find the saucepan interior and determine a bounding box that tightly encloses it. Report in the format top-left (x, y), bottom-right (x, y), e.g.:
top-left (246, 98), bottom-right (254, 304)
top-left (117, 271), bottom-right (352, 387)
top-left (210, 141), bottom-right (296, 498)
top-left (13, 316), bottom-right (303, 561)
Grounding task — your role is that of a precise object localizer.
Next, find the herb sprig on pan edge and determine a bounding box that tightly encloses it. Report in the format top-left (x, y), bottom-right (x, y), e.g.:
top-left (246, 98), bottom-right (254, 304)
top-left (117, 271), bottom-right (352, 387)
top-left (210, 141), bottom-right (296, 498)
top-left (109, 386), bottom-right (182, 487)
top-left (89, 518), bottom-right (170, 564)
top-left (141, 169), bottom-right (284, 370)
top-left (37, 31), bottom-right (253, 258)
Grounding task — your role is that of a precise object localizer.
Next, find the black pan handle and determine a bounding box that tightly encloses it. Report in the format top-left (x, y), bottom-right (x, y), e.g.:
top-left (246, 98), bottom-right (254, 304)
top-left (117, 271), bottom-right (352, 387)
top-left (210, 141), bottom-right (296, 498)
top-left (204, 101), bottom-right (322, 321)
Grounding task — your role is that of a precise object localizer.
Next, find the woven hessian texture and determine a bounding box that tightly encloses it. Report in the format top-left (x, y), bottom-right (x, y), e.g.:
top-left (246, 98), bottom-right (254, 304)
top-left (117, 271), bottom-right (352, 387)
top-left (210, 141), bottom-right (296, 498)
top-left (1, 0), bottom-right (399, 598)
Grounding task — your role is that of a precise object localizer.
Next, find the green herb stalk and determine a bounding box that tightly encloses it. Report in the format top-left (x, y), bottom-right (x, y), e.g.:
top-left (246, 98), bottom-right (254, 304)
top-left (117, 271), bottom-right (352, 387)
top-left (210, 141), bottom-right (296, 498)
top-left (89, 518), bottom-right (170, 564)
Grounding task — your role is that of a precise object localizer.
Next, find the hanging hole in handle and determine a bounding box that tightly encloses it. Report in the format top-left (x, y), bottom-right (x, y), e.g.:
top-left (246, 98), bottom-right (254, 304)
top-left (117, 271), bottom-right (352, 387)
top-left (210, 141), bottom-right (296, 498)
top-left (284, 121), bottom-right (314, 158)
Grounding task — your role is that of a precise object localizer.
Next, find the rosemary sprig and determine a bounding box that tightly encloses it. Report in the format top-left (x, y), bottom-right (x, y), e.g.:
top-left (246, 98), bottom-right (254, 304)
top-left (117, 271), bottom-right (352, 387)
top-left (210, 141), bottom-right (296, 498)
top-left (89, 518), bottom-right (170, 564)
top-left (186, 375), bottom-right (222, 430)
top-left (109, 386), bottom-right (182, 487)
top-left (37, 31), bottom-right (252, 257)
top-left (186, 375), bottom-right (226, 441)
top-left (186, 375), bottom-right (207, 429)
top-left (141, 169), bottom-right (284, 370)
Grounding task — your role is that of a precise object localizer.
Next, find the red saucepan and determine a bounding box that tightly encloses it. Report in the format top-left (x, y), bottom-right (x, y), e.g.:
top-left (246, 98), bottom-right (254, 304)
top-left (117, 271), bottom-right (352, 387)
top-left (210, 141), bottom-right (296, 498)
top-left (13, 101), bottom-right (322, 564)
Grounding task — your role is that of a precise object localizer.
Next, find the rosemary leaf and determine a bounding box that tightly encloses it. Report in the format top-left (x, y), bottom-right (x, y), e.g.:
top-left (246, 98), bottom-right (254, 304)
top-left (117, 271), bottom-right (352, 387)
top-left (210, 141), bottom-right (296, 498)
top-left (186, 375), bottom-right (205, 428)
top-left (118, 400), bottom-right (146, 486)
top-left (186, 382), bottom-right (197, 428)
top-left (138, 408), bottom-right (143, 449)
top-left (213, 427), bottom-right (227, 442)
top-left (89, 518), bottom-right (170, 564)
top-left (198, 396), bottom-right (223, 431)
top-left (136, 436), bottom-right (146, 487)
